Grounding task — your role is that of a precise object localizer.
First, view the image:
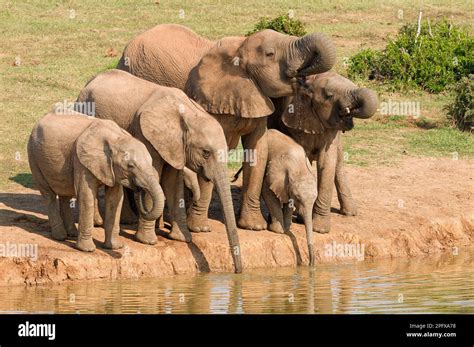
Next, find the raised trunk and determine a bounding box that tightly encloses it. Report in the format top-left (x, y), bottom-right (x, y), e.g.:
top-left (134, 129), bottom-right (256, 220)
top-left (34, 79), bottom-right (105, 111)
top-left (213, 167), bottom-right (243, 273)
top-left (304, 207), bottom-right (315, 266)
top-left (136, 174), bottom-right (165, 222)
top-left (350, 88), bottom-right (379, 119)
top-left (293, 33), bottom-right (337, 76)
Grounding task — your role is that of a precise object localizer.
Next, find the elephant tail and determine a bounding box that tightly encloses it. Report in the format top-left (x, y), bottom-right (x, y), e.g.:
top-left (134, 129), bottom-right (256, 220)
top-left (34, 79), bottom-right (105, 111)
top-left (231, 166), bottom-right (243, 183)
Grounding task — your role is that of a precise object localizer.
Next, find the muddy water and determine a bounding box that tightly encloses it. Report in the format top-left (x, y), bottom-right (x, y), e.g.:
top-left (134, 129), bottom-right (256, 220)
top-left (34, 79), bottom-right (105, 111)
top-left (0, 248), bottom-right (473, 314)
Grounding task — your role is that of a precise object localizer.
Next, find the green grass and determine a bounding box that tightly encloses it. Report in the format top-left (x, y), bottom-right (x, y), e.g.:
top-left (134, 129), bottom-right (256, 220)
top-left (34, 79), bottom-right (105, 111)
top-left (0, 0), bottom-right (473, 191)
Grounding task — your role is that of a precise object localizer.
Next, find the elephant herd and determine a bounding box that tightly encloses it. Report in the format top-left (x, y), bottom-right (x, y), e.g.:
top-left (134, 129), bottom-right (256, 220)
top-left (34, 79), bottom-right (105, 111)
top-left (28, 24), bottom-right (378, 273)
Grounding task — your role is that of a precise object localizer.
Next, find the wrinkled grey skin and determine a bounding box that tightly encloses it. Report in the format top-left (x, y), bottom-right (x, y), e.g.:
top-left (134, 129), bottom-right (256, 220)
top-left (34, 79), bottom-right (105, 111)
top-left (76, 69), bottom-right (242, 273)
top-left (269, 71), bottom-right (379, 234)
top-left (28, 111), bottom-right (163, 252)
top-left (262, 129), bottom-right (317, 265)
top-left (117, 24), bottom-right (336, 233)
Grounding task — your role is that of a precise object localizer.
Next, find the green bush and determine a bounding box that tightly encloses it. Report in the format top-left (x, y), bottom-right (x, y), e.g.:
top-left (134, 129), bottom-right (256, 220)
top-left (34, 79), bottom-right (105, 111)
top-left (445, 75), bottom-right (474, 131)
top-left (348, 19), bottom-right (474, 93)
top-left (246, 14), bottom-right (306, 37)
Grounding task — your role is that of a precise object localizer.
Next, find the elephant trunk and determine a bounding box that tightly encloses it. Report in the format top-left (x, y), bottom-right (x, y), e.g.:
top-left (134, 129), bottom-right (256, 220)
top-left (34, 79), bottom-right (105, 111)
top-left (213, 166), bottom-right (243, 274)
top-left (293, 33), bottom-right (336, 76)
top-left (349, 88), bottom-right (379, 119)
top-left (303, 205), bottom-right (316, 266)
top-left (136, 172), bottom-right (165, 222)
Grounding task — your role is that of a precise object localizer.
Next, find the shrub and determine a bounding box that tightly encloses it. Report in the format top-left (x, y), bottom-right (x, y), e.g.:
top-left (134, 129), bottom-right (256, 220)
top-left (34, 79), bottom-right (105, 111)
top-left (348, 19), bottom-right (474, 93)
top-left (246, 14), bottom-right (306, 37)
top-left (445, 75), bottom-right (474, 131)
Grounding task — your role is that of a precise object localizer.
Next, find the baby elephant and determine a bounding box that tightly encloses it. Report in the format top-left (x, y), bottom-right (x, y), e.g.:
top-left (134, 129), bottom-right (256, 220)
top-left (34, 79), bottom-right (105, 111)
top-left (28, 111), bottom-right (164, 252)
top-left (262, 129), bottom-right (317, 265)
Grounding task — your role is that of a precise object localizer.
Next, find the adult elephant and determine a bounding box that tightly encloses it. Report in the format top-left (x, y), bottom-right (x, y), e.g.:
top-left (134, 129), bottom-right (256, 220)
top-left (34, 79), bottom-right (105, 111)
top-left (117, 24), bottom-right (336, 232)
top-left (76, 69), bottom-right (242, 272)
top-left (268, 71), bottom-right (379, 233)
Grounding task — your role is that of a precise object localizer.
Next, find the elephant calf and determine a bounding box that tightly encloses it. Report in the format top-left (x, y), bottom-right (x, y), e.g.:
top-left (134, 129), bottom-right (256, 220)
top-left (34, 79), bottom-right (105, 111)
top-left (269, 71), bottom-right (378, 233)
top-left (28, 111), bottom-right (164, 252)
top-left (262, 129), bottom-right (316, 265)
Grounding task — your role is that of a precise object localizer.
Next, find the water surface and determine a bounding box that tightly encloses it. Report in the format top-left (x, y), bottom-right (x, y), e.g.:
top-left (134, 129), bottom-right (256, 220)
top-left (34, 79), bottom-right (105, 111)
top-left (0, 248), bottom-right (473, 314)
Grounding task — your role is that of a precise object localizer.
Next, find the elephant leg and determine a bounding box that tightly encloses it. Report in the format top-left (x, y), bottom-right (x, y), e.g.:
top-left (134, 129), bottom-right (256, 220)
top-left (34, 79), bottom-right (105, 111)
top-left (104, 184), bottom-right (124, 249)
top-left (335, 137), bottom-right (357, 216)
top-left (187, 176), bottom-right (213, 233)
top-left (161, 166), bottom-right (192, 242)
top-left (59, 196), bottom-right (78, 237)
top-left (135, 190), bottom-right (158, 245)
top-left (238, 120), bottom-right (268, 230)
top-left (93, 188), bottom-right (104, 227)
top-left (43, 191), bottom-right (67, 241)
top-left (76, 173), bottom-right (97, 252)
top-left (261, 182), bottom-right (285, 234)
top-left (120, 188), bottom-right (139, 224)
top-left (313, 143), bottom-right (337, 234)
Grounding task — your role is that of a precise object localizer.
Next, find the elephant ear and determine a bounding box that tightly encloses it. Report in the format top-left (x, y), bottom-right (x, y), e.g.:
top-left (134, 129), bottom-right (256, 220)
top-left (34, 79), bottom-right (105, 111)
top-left (76, 119), bottom-right (120, 187)
top-left (185, 37), bottom-right (274, 118)
top-left (138, 95), bottom-right (187, 170)
top-left (266, 158), bottom-right (290, 203)
top-left (282, 93), bottom-right (325, 135)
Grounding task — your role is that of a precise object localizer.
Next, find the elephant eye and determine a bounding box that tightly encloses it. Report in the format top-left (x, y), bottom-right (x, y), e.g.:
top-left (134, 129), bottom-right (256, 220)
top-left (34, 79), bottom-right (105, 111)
top-left (127, 162), bottom-right (136, 170)
top-left (325, 91), bottom-right (334, 100)
top-left (266, 51), bottom-right (275, 58)
top-left (203, 149), bottom-right (211, 159)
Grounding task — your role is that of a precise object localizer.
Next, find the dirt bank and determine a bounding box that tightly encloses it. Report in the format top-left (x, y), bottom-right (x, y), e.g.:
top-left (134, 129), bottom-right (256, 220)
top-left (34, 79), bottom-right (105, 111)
top-left (0, 157), bottom-right (473, 286)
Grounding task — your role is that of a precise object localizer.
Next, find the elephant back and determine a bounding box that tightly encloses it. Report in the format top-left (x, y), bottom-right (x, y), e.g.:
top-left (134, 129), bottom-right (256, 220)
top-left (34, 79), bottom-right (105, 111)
top-left (118, 24), bottom-right (214, 90)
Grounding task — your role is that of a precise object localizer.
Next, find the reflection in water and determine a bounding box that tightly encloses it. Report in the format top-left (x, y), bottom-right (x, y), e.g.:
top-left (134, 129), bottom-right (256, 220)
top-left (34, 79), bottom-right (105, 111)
top-left (1, 248), bottom-right (473, 314)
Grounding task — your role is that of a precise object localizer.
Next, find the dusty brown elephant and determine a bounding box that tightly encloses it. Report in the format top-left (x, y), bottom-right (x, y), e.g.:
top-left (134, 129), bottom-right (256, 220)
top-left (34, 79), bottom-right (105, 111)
top-left (28, 111), bottom-right (164, 252)
top-left (262, 129), bottom-right (317, 265)
top-left (117, 24), bottom-right (336, 232)
top-left (268, 71), bottom-right (379, 233)
top-left (76, 69), bottom-right (242, 272)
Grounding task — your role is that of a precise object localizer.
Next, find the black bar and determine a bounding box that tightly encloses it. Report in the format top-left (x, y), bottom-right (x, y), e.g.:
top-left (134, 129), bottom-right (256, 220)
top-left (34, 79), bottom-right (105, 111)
top-left (0, 314), bottom-right (472, 346)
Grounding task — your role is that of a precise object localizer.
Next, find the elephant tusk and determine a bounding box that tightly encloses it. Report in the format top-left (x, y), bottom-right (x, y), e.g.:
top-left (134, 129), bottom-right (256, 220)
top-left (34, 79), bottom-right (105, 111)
top-left (344, 107), bottom-right (351, 115)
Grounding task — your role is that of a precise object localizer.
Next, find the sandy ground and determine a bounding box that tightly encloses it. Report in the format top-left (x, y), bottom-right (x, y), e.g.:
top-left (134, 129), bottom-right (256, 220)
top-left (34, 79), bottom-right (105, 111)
top-left (0, 157), bottom-right (472, 286)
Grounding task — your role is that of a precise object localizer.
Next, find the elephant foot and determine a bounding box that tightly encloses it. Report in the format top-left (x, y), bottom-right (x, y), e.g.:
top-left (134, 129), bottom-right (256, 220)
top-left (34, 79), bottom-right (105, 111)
top-left (93, 214), bottom-right (103, 227)
top-left (313, 214), bottom-right (331, 234)
top-left (238, 209), bottom-right (267, 231)
top-left (340, 204), bottom-right (358, 216)
top-left (187, 213), bottom-right (211, 233)
top-left (268, 221), bottom-right (285, 234)
top-left (168, 223), bottom-right (192, 243)
top-left (104, 237), bottom-right (124, 250)
top-left (51, 225), bottom-right (67, 241)
top-left (135, 229), bottom-right (158, 245)
top-left (76, 237), bottom-right (96, 252)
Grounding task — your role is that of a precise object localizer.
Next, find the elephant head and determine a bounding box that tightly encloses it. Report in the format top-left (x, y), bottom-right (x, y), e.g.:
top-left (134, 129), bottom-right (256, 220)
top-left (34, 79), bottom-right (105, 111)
top-left (76, 119), bottom-right (164, 222)
top-left (185, 29), bottom-right (336, 118)
top-left (136, 92), bottom-right (242, 273)
top-left (282, 72), bottom-right (379, 133)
